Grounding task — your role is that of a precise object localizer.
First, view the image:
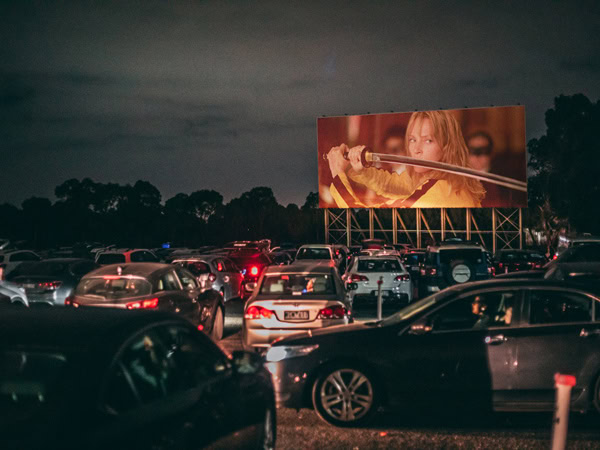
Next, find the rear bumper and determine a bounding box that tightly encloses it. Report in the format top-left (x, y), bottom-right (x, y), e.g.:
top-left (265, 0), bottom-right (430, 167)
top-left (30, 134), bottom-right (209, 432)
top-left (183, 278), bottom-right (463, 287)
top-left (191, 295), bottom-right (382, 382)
top-left (243, 319), bottom-right (349, 349)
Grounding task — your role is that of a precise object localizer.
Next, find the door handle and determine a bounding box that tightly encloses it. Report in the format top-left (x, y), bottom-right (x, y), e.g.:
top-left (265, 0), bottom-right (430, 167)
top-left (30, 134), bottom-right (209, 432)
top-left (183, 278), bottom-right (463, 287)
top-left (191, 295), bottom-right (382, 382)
top-left (579, 328), bottom-right (600, 338)
top-left (485, 334), bottom-right (507, 345)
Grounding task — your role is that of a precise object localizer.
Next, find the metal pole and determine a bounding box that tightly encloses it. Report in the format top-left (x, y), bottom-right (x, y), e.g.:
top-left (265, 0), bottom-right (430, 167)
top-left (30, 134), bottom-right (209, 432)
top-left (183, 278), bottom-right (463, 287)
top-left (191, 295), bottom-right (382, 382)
top-left (346, 209), bottom-right (351, 247)
top-left (466, 208), bottom-right (472, 241)
top-left (519, 208), bottom-right (523, 249)
top-left (552, 374), bottom-right (576, 450)
top-left (369, 208), bottom-right (374, 239)
top-left (441, 208), bottom-right (446, 242)
top-left (324, 209), bottom-right (329, 244)
top-left (416, 209), bottom-right (422, 248)
top-left (492, 208), bottom-right (497, 254)
top-left (377, 277), bottom-right (383, 321)
top-left (392, 208), bottom-right (398, 245)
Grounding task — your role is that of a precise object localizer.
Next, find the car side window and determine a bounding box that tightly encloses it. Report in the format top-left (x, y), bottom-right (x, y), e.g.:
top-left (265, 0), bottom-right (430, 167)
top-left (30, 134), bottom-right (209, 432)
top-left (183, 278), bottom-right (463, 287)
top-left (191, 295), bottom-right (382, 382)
top-left (157, 270), bottom-right (181, 291)
top-left (429, 291), bottom-right (518, 332)
top-left (104, 329), bottom-right (179, 412)
top-left (130, 251), bottom-right (143, 262)
top-left (529, 290), bottom-right (592, 325)
top-left (175, 268), bottom-right (198, 290)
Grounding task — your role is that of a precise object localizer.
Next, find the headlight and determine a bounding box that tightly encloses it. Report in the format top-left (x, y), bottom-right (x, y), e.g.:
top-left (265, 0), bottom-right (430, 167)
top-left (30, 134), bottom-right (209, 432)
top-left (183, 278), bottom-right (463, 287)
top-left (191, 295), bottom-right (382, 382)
top-left (265, 345), bottom-right (319, 362)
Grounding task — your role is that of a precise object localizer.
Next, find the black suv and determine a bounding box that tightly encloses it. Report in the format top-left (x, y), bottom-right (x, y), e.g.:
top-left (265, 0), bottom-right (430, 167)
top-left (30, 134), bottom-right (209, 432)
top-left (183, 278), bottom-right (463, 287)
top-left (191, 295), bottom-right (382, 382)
top-left (419, 243), bottom-right (492, 297)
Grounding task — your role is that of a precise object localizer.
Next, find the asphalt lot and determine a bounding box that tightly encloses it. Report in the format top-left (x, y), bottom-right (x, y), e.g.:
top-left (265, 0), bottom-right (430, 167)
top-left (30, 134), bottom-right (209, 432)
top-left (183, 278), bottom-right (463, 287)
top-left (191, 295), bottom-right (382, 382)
top-left (219, 299), bottom-right (600, 449)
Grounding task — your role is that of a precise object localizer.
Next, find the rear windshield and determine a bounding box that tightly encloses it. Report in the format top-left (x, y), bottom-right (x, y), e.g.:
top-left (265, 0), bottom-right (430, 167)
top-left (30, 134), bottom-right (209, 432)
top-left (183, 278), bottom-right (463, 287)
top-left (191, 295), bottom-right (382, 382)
top-left (0, 351), bottom-right (68, 427)
top-left (437, 249), bottom-right (484, 265)
top-left (174, 261), bottom-right (211, 276)
top-left (260, 274), bottom-right (335, 296)
top-left (357, 259), bottom-right (402, 272)
top-left (296, 248), bottom-right (331, 260)
top-left (75, 277), bottom-right (152, 299)
top-left (8, 261), bottom-right (95, 278)
top-left (96, 253), bottom-right (126, 265)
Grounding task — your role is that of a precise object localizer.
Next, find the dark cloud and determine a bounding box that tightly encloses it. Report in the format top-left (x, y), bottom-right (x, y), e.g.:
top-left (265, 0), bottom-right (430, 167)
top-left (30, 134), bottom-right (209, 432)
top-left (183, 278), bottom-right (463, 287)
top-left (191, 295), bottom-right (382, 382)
top-left (559, 58), bottom-right (600, 74)
top-left (452, 77), bottom-right (501, 90)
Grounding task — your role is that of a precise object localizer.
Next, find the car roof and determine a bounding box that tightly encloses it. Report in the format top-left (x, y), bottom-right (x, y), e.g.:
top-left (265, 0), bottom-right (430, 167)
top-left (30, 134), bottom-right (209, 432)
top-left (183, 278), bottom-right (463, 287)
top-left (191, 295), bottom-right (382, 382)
top-left (83, 262), bottom-right (170, 278)
top-left (264, 262), bottom-right (334, 275)
top-left (0, 308), bottom-right (191, 358)
top-left (428, 245), bottom-right (485, 251)
top-left (298, 244), bottom-right (333, 249)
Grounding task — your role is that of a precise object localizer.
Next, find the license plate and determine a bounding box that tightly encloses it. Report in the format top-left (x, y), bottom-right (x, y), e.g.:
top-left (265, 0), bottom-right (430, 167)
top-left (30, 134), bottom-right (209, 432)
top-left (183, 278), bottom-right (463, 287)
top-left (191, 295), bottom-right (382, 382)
top-left (284, 310), bottom-right (309, 320)
top-left (23, 283), bottom-right (35, 289)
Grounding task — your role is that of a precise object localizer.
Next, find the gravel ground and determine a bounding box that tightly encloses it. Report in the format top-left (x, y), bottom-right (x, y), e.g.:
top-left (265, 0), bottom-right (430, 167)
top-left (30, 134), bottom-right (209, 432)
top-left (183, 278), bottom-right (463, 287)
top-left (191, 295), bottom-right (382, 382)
top-left (219, 299), bottom-right (600, 449)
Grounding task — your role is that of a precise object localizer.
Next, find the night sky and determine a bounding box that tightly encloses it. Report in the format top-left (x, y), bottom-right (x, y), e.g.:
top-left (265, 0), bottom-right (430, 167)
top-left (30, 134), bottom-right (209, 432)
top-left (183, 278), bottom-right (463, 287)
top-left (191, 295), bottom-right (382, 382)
top-left (1, 1), bottom-right (599, 207)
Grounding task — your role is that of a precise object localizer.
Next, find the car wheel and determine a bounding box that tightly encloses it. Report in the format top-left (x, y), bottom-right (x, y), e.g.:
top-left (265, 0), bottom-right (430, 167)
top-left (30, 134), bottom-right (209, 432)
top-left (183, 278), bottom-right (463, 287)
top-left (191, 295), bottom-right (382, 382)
top-left (256, 402), bottom-right (276, 450)
top-left (312, 366), bottom-right (377, 427)
top-left (211, 306), bottom-right (224, 341)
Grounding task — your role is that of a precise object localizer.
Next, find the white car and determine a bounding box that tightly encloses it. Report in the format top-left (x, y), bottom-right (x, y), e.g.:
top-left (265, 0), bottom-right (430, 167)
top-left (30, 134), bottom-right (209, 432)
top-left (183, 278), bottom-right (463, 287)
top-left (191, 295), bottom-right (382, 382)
top-left (344, 255), bottom-right (412, 306)
top-left (0, 280), bottom-right (29, 306)
top-left (242, 262), bottom-right (352, 350)
top-left (0, 250), bottom-right (41, 278)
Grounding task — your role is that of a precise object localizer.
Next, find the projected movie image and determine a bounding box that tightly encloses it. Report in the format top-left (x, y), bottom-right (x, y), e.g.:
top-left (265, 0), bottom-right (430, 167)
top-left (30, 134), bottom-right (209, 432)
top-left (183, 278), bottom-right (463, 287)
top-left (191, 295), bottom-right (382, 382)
top-left (318, 106), bottom-right (527, 208)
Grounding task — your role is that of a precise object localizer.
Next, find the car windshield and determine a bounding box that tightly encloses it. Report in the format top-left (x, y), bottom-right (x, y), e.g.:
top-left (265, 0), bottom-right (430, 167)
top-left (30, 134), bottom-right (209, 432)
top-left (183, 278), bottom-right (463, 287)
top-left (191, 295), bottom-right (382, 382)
top-left (296, 248), bottom-right (331, 260)
top-left (0, 351), bottom-right (68, 428)
top-left (260, 274), bottom-right (335, 296)
top-left (438, 249), bottom-right (483, 265)
top-left (174, 261), bottom-right (211, 276)
top-left (357, 259), bottom-right (402, 272)
top-left (380, 291), bottom-right (448, 326)
top-left (75, 277), bottom-right (152, 299)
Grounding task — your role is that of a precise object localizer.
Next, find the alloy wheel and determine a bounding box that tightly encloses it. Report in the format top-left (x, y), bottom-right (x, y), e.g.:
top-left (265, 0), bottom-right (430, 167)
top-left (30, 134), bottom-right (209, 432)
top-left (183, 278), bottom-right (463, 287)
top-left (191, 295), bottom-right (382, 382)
top-left (319, 369), bottom-right (373, 422)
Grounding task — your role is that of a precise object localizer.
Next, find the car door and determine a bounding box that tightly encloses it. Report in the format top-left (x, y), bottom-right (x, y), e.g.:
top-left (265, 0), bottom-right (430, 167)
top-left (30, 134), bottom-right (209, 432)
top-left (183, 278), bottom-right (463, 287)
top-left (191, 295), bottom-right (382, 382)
top-left (223, 258), bottom-right (243, 299)
top-left (389, 288), bottom-right (521, 410)
top-left (171, 268), bottom-right (201, 322)
top-left (510, 287), bottom-right (600, 407)
top-left (97, 324), bottom-right (240, 449)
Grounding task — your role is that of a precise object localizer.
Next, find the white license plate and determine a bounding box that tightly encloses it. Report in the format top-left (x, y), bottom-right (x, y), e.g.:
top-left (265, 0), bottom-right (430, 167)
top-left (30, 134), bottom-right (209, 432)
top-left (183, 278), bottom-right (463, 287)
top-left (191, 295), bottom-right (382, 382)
top-left (284, 310), bottom-right (309, 320)
top-left (23, 283), bottom-right (36, 289)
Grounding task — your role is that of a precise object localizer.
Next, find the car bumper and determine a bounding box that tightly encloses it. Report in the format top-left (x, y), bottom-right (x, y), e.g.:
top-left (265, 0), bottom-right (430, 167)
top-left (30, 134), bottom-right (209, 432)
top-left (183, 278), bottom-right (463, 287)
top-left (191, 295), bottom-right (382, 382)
top-left (265, 354), bottom-right (321, 409)
top-left (243, 319), bottom-right (349, 349)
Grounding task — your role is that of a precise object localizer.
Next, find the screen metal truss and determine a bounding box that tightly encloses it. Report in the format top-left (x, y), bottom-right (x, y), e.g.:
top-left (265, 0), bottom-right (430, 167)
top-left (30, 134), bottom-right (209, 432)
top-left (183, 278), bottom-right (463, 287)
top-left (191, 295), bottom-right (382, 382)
top-left (324, 208), bottom-right (523, 252)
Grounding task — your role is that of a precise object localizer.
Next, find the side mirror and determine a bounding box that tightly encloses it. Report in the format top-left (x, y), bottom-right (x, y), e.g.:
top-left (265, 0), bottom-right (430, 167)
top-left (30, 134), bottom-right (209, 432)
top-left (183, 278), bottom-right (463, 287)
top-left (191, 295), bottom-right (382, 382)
top-left (347, 282), bottom-right (358, 291)
top-left (408, 321), bottom-right (432, 335)
top-left (231, 350), bottom-right (264, 374)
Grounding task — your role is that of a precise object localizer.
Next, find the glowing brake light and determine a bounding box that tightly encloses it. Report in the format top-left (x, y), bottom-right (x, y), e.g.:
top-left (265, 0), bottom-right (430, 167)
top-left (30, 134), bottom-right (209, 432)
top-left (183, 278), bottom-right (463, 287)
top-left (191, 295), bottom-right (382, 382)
top-left (317, 306), bottom-right (348, 319)
top-left (126, 298), bottom-right (159, 309)
top-left (244, 305), bottom-right (274, 319)
top-left (217, 262), bottom-right (224, 272)
top-left (38, 281), bottom-right (62, 290)
top-left (250, 266), bottom-right (259, 276)
top-left (394, 274), bottom-right (410, 282)
top-left (349, 274), bottom-right (368, 282)
top-left (426, 267), bottom-right (437, 276)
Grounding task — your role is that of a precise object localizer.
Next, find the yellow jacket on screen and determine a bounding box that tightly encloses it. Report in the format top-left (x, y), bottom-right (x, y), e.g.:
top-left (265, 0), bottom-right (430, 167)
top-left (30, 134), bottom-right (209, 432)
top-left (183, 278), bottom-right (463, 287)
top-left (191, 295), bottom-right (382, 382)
top-left (330, 167), bottom-right (481, 208)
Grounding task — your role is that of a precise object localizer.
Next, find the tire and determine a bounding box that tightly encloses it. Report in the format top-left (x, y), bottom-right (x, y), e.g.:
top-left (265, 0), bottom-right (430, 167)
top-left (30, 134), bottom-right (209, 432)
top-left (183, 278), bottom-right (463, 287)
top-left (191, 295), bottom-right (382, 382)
top-left (255, 402), bottom-right (276, 450)
top-left (446, 260), bottom-right (474, 285)
top-left (211, 306), bottom-right (224, 341)
top-left (312, 365), bottom-right (377, 427)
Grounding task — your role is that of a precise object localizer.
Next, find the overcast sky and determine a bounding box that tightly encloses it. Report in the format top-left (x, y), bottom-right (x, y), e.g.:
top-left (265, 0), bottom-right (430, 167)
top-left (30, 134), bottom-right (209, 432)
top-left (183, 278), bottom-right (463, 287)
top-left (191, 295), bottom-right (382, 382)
top-left (1, 0), bottom-right (599, 207)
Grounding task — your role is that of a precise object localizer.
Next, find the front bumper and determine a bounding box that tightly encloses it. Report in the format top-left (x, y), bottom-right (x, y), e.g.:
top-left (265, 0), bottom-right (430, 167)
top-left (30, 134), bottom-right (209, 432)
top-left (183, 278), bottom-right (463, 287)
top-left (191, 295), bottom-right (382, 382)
top-left (265, 354), bottom-right (321, 409)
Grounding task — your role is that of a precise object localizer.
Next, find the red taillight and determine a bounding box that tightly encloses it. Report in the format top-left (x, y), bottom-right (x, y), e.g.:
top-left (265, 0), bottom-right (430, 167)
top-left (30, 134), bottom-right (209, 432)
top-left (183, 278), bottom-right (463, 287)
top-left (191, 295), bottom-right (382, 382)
top-left (244, 305), bottom-right (274, 319)
top-left (250, 266), bottom-right (259, 276)
top-left (498, 263), bottom-right (504, 268)
top-left (395, 274), bottom-right (410, 282)
top-left (217, 262), bottom-right (224, 272)
top-left (0, 264), bottom-right (5, 281)
top-left (126, 298), bottom-right (159, 310)
top-left (553, 254), bottom-right (558, 260)
top-left (197, 324), bottom-right (204, 331)
top-left (318, 306), bottom-right (348, 319)
top-left (426, 267), bottom-right (437, 276)
top-left (38, 281), bottom-right (62, 290)
top-left (420, 268), bottom-right (426, 276)
top-left (349, 274), bottom-right (368, 282)
top-left (64, 296), bottom-right (73, 306)
top-left (208, 273), bottom-right (217, 283)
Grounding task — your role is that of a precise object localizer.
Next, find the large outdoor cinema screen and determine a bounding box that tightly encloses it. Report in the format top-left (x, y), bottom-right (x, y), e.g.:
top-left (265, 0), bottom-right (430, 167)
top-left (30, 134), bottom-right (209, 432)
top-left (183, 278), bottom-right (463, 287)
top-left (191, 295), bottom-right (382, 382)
top-left (318, 106), bottom-right (527, 209)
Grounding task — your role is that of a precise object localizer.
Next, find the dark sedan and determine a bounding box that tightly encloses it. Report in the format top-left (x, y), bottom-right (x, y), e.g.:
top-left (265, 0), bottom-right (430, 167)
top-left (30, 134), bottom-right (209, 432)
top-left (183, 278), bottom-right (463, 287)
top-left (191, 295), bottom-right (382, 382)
top-left (69, 263), bottom-right (225, 340)
top-left (7, 258), bottom-right (98, 306)
top-left (266, 279), bottom-right (600, 426)
top-left (0, 308), bottom-right (275, 449)
top-left (494, 249), bottom-right (547, 274)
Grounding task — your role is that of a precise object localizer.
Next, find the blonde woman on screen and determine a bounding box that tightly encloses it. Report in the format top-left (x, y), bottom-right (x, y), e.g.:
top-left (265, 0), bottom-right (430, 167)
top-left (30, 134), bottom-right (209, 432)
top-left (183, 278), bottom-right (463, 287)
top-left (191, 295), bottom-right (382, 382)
top-left (327, 110), bottom-right (485, 208)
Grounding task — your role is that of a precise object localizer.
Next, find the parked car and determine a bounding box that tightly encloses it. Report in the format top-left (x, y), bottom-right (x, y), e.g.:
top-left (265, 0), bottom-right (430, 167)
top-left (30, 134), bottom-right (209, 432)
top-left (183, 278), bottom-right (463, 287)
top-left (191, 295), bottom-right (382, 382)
top-left (269, 251), bottom-right (294, 266)
top-left (95, 249), bottom-right (159, 265)
top-left (242, 262), bottom-right (353, 351)
top-left (227, 250), bottom-right (273, 300)
top-left (7, 258), bottom-right (97, 306)
top-left (361, 239), bottom-right (386, 250)
top-left (68, 263), bottom-right (226, 340)
top-left (0, 308), bottom-right (275, 449)
top-left (544, 262), bottom-right (600, 283)
top-left (493, 249), bottom-right (547, 275)
top-left (0, 281), bottom-right (28, 307)
top-left (295, 245), bottom-right (342, 270)
top-left (265, 278), bottom-right (600, 427)
top-left (402, 249), bottom-right (426, 280)
top-left (345, 256), bottom-right (412, 307)
top-left (548, 242), bottom-right (600, 269)
top-left (419, 243), bottom-right (492, 296)
top-left (0, 250), bottom-right (42, 278)
top-left (171, 255), bottom-right (243, 302)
